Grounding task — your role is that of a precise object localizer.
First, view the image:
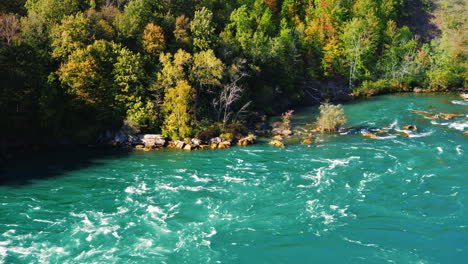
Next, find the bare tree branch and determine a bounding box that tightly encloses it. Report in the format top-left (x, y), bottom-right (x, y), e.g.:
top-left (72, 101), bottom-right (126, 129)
top-left (0, 14), bottom-right (20, 46)
top-left (213, 59), bottom-right (250, 129)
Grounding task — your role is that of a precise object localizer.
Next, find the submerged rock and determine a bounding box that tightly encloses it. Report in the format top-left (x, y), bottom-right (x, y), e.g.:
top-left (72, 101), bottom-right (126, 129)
top-left (269, 140), bottom-right (285, 147)
top-left (432, 113), bottom-right (459, 120)
top-left (412, 110), bottom-right (460, 120)
top-left (403, 125), bottom-right (418, 131)
top-left (302, 138), bottom-right (314, 144)
top-left (398, 131), bottom-right (410, 137)
top-left (362, 133), bottom-right (377, 138)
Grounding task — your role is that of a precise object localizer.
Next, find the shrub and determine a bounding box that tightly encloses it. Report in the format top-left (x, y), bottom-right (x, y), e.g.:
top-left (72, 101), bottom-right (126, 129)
top-left (315, 104), bottom-right (347, 132)
top-left (352, 79), bottom-right (391, 96)
top-left (219, 132), bottom-right (234, 140)
top-left (281, 110), bottom-right (294, 130)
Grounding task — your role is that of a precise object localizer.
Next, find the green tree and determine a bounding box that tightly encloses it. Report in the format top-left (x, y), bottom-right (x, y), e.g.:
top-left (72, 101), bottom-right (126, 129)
top-left (50, 12), bottom-right (90, 59)
top-left (158, 49), bottom-right (192, 89)
top-left (190, 49), bottom-right (224, 89)
top-left (341, 15), bottom-right (379, 89)
top-left (25, 0), bottom-right (84, 23)
top-left (190, 7), bottom-right (216, 51)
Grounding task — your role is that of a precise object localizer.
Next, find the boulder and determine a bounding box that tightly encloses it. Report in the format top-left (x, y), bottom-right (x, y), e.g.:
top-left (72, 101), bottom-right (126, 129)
top-left (174, 140), bottom-right (185, 149)
top-left (211, 143), bottom-right (218, 149)
top-left (128, 135), bottom-right (143, 145)
top-left (101, 129), bottom-right (127, 145)
top-left (272, 127), bottom-right (292, 136)
top-left (237, 135), bottom-right (256, 146)
top-left (135, 145), bottom-right (145, 149)
top-left (141, 134), bottom-right (166, 148)
top-left (200, 145), bottom-right (210, 150)
top-left (362, 133), bottom-right (377, 138)
top-left (273, 135), bottom-right (283, 140)
top-left (460, 93), bottom-right (468, 100)
top-left (302, 138), bottom-right (313, 144)
top-left (191, 138), bottom-right (203, 146)
top-left (432, 113), bottom-right (458, 120)
top-left (218, 141), bottom-right (231, 149)
top-left (338, 127), bottom-right (351, 133)
top-left (403, 125), bottom-right (418, 131)
top-left (183, 144), bottom-right (193, 151)
top-left (210, 137), bottom-right (223, 144)
top-left (269, 140), bottom-right (285, 147)
top-left (167, 141), bottom-right (176, 148)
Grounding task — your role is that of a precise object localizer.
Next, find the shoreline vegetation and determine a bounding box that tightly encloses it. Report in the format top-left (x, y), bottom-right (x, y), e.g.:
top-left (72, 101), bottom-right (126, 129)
top-left (0, 0), bottom-right (466, 160)
top-left (0, 91), bottom-right (467, 162)
top-left (93, 92), bottom-right (468, 153)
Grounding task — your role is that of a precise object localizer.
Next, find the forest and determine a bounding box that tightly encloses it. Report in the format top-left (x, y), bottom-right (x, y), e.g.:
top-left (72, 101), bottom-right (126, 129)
top-left (0, 0), bottom-right (465, 144)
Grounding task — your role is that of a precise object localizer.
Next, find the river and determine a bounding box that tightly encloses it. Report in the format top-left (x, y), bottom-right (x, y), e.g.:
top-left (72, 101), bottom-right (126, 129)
top-left (1, 94), bottom-right (467, 263)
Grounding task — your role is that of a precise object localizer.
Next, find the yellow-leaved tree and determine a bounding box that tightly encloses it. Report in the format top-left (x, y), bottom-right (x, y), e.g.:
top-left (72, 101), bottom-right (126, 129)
top-left (142, 23), bottom-right (165, 56)
top-left (162, 80), bottom-right (195, 140)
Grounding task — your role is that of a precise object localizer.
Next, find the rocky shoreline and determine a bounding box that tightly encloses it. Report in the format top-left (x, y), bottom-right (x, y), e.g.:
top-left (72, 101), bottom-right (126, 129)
top-left (99, 93), bottom-right (467, 152)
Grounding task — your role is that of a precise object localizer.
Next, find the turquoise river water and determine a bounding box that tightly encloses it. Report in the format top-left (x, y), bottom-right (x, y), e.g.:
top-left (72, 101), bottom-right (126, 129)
top-left (0, 94), bottom-right (467, 263)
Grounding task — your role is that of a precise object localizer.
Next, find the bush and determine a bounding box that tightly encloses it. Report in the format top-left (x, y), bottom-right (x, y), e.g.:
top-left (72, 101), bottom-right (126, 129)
top-left (427, 69), bottom-right (462, 91)
top-left (352, 80), bottom-right (392, 96)
top-left (219, 132), bottom-right (234, 140)
top-left (315, 104), bottom-right (347, 132)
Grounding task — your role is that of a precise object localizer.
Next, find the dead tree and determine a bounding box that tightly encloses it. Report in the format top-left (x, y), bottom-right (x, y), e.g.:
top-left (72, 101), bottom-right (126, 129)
top-left (213, 61), bottom-right (250, 129)
top-left (0, 14), bottom-right (20, 46)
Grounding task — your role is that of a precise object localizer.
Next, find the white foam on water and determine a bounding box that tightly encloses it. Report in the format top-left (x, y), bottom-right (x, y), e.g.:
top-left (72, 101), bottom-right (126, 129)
top-left (223, 176), bottom-right (246, 183)
top-left (375, 135), bottom-right (397, 140)
top-left (32, 219), bottom-right (57, 224)
top-left (343, 237), bottom-right (379, 248)
top-left (357, 173), bottom-right (381, 193)
top-left (449, 120), bottom-right (468, 131)
top-left (147, 205), bottom-right (165, 215)
top-left (408, 131), bottom-right (433, 138)
top-left (191, 174), bottom-right (211, 182)
top-left (125, 183), bottom-right (149, 194)
top-left (431, 120), bottom-right (450, 126)
top-left (451, 100), bottom-right (468, 105)
top-left (437, 147), bottom-right (443, 154)
top-left (456, 145), bottom-right (463, 155)
top-left (387, 119), bottom-right (398, 129)
top-left (0, 240), bottom-right (11, 263)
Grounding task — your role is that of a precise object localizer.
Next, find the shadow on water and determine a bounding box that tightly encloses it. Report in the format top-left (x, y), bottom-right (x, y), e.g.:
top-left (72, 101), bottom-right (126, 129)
top-left (0, 147), bottom-right (131, 187)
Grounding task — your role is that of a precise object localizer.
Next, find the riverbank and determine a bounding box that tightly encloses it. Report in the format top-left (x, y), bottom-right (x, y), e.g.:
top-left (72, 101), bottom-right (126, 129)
top-left (1, 92), bottom-right (466, 166)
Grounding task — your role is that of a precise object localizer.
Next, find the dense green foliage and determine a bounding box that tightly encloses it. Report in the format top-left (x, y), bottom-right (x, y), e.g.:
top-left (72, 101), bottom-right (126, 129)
top-left (0, 0), bottom-right (465, 142)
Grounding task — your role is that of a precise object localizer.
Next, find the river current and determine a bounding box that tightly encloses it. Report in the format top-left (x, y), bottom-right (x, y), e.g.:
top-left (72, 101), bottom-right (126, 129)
top-left (1, 94), bottom-right (467, 263)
